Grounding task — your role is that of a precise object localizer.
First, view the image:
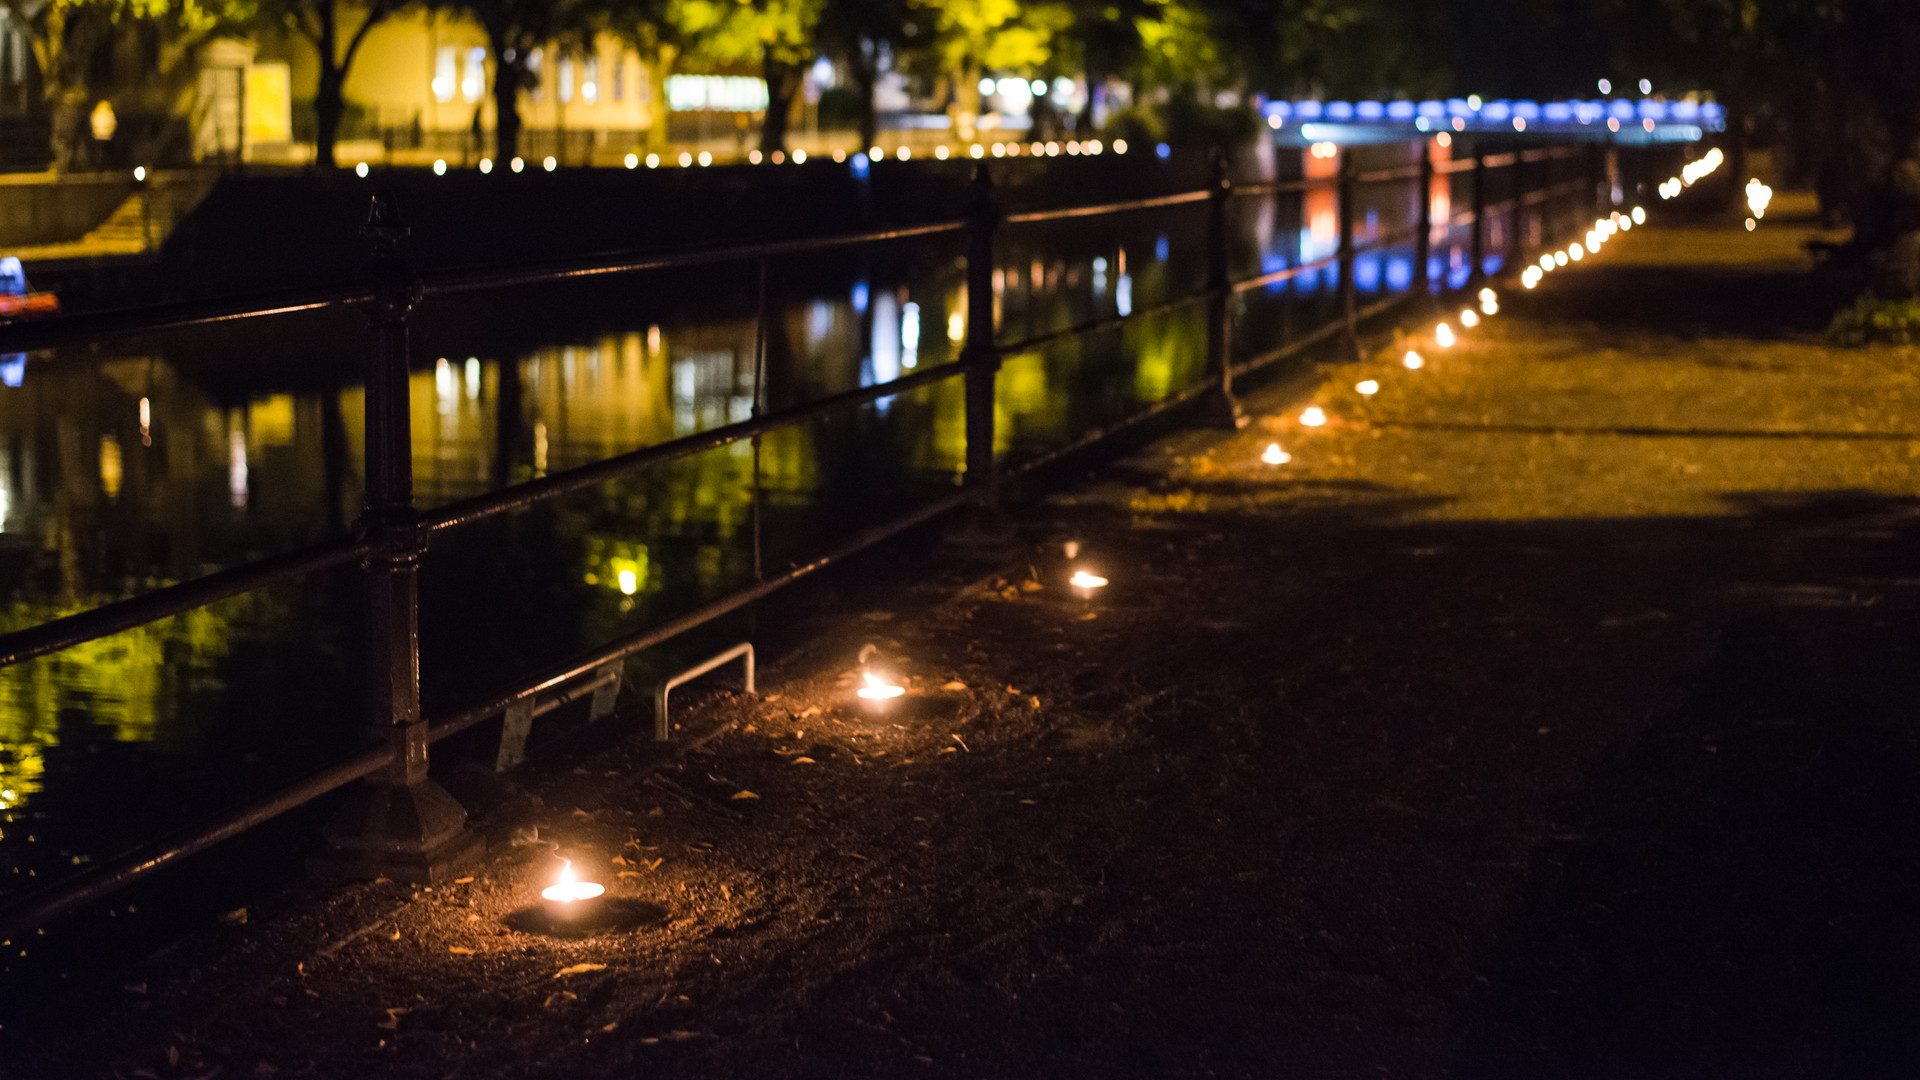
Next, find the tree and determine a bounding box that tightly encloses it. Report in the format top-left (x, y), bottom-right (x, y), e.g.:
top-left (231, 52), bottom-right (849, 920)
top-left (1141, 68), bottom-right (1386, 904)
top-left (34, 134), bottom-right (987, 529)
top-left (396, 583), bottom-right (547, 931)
top-left (815, 0), bottom-right (907, 149)
top-left (906, 0), bottom-right (1065, 143)
top-left (587, 0), bottom-right (678, 155)
top-left (3, 0), bottom-right (254, 170)
top-left (436, 0), bottom-right (590, 161)
top-left (1601, 0), bottom-right (1920, 295)
top-left (265, 0), bottom-right (404, 168)
top-left (674, 0), bottom-right (823, 154)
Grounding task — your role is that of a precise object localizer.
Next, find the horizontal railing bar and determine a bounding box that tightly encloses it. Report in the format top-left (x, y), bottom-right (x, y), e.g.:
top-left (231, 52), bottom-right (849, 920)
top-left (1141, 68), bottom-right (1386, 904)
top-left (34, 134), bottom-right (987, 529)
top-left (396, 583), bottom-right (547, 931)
top-left (421, 219), bottom-right (969, 298)
top-left (1230, 251), bottom-right (1341, 294)
top-left (0, 285), bottom-right (373, 355)
top-left (0, 222), bottom-right (971, 356)
top-left (1232, 292), bottom-right (1410, 375)
top-left (1354, 164), bottom-right (1421, 185)
top-left (1230, 177), bottom-right (1330, 198)
top-left (997, 291), bottom-right (1207, 353)
top-left (423, 360), bottom-right (967, 533)
top-left (1002, 189), bottom-right (1210, 226)
top-left (0, 536), bottom-right (373, 670)
top-left (0, 743), bottom-right (391, 942)
top-left (1359, 222), bottom-right (1426, 252)
top-left (428, 489), bottom-right (970, 741)
top-left (1481, 152), bottom-right (1520, 169)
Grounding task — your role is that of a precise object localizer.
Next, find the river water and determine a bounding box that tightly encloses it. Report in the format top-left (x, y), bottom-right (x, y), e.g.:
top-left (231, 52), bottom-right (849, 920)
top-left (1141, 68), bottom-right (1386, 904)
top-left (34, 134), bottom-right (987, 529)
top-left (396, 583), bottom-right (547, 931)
top-left (0, 144), bottom-right (1557, 911)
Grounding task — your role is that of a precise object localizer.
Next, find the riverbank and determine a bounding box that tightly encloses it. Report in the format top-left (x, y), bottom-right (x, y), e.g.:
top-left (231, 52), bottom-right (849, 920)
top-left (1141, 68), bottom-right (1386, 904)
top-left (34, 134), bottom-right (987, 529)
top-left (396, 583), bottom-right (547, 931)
top-left (7, 194), bottom-right (1920, 1078)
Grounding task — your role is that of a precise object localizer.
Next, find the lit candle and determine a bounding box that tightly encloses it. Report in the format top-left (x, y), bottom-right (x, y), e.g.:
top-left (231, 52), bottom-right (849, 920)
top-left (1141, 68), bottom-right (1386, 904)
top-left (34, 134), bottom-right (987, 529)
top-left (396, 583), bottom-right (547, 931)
top-left (541, 859), bottom-right (605, 919)
top-left (1435, 323), bottom-right (1456, 348)
top-left (1459, 309), bottom-right (1479, 328)
top-left (1300, 405), bottom-right (1328, 427)
top-left (1069, 569), bottom-right (1109, 597)
top-left (1403, 350), bottom-right (1425, 370)
top-left (857, 670), bottom-right (906, 708)
top-left (1355, 379), bottom-right (1379, 396)
top-left (1262, 442), bottom-right (1292, 465)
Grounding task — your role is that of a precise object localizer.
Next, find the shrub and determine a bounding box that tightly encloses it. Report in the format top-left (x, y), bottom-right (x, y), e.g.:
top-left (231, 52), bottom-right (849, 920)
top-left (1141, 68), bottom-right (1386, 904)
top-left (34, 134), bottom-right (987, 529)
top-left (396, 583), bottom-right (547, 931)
top-left (1827, 293), bottom-right (1920, 346)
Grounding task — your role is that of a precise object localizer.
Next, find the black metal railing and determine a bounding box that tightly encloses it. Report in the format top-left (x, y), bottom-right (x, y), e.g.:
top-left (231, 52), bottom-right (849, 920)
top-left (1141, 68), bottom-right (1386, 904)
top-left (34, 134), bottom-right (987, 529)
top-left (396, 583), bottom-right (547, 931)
top-left (0, 137), bottom-right (1611, 937)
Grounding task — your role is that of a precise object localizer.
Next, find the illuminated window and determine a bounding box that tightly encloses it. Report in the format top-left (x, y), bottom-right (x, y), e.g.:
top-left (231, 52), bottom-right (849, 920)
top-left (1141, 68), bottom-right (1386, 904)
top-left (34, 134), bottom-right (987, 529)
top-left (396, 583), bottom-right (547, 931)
top-left (432, 46), bottom-right (457, 103)
top-left (581, 56), bottom-right (598, 104)
top-left (558, 53), bottom-right (573, 103)
top-left (611, 56), bottom-right (626, 101)
top-left (461, 47), bottom-right (485, 103)
top-left (527, 48), bottom-right (543, 102)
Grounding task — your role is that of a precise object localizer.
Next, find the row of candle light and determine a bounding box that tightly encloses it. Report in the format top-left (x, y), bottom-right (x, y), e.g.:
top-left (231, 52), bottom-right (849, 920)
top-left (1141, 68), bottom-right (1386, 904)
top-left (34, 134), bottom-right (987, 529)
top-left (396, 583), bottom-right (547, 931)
top-left (1652, 147), bottom-right (1772, 232)
top-left (1743, 178), bottom-right (1773, 231)
top-left (354, 138), bottom-right (1134, 180)
top-left (1657, 146), bottom-right (1725, 200)
top-left (1265, 203), bottom-right (1647, 467)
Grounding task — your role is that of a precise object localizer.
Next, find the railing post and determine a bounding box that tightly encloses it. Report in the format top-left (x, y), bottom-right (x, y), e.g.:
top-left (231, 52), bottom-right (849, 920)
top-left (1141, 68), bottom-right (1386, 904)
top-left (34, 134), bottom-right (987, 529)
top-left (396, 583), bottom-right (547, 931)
top-left (1509, 146), bottom-right (1528, 270)
top-left (1200, 147), bottom-right (1246, 428)
top-left (946, 162), bottom-right (1015, 549)
top-left (138, 171), bottom-right (154, 252)
top-left (1591, 143), bottom-right (1608, 216)
top-left (312, 192), bottom-right (482, 883)
top-left (1469, 146), bottom-right (1488, 283)
top-left (1336, 149), bottom-right (1362, 362)
top-left (1412, 137), bottom-right (1434, 299)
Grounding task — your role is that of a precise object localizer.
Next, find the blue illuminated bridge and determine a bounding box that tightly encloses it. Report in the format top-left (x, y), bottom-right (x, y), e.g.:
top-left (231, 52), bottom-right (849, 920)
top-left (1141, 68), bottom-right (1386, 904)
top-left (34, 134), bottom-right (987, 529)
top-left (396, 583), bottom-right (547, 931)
top-left (1263, 96), bottom-right (1724, 146)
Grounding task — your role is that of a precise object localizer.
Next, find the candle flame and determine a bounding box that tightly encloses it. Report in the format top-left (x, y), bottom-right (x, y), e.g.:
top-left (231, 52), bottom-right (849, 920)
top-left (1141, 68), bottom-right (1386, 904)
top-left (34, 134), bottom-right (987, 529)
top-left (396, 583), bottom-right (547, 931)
top-left (1403, 350), bottom-right (1425, 370)
top-left (1300, 405), bottom-right (1328, 427)
top-left (1435, 323), bottom-right (1456, 348)
top-left (541, 858), bottom-right (606, 905)
top-left (1069, 569), bottom-right (1109, 591)
top-left (1261, 443), bottom-right (1292, 465)
top-left (1355, 379), bottom-right (1379, 396)
top-left (857, 670), bottom-right (906, 701)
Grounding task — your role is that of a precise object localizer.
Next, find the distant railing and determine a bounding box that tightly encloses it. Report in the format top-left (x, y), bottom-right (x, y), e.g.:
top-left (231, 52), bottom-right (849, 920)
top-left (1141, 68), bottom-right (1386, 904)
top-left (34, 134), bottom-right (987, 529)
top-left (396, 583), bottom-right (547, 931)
top-left (0, 137), bottom-right (1609, 938)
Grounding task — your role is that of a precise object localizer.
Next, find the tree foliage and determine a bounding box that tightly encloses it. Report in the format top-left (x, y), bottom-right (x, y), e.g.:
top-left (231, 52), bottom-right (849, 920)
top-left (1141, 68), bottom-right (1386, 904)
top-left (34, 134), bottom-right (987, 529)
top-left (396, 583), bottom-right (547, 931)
top-left (4, 0), bottom-right (256, 169)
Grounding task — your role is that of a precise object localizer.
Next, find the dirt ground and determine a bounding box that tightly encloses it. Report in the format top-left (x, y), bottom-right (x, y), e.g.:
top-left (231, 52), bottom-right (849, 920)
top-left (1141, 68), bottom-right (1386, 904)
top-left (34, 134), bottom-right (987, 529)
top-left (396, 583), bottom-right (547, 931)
top-left (6, 194), bottom-right (1920, 1079)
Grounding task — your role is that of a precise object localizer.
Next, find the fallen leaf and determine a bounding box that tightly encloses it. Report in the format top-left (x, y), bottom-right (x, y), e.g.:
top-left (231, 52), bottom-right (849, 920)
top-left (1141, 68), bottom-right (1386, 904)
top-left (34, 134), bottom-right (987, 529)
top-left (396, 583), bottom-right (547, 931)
top-left (602, 1021), bottom-right (619, 1033)
top-left (554, 962), bottom-right (607, 978)
top-left (448, 946), bottom-right (476, 955)
top-left (730, 790), bottom-right (760, 801)
top-left (941, 681), bottom-right (968, 692)
top-left (222, 907), bottom-right (248, 926)
top-left (1019, 579), bottom-right (1043, 592)
top-left (388, 928), bottom-right (400, 942)
top-left (453, 876), bottom-right (475, 885)
top-left (376, 1007), bottom-right (410, 1031)
top-left (792, 757), bottom-right (817, 765)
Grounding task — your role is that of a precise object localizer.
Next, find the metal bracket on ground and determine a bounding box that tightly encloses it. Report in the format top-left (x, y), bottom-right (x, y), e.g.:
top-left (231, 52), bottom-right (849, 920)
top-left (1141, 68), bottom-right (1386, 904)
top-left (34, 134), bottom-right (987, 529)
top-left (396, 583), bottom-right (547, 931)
top-left (655, 642), bottom-right (756, 742)
top-left (494, 660), bottom-right (625, 772)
